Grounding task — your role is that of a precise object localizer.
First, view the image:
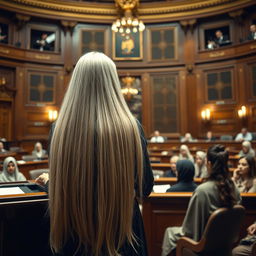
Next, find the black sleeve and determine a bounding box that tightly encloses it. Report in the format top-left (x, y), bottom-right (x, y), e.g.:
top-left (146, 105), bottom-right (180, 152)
top-left (136, 121), bottom-right (154, 197)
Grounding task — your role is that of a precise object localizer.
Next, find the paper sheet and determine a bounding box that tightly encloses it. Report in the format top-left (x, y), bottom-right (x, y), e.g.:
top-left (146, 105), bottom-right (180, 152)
top-left (0, 187), bottom-right (25, 195)
top-left (153, 185), bottom-right (171, 193)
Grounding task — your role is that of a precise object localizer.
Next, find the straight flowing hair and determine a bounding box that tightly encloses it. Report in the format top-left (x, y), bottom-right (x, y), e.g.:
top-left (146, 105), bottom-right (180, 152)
top-left (49, 52), bottom-right (143, 256)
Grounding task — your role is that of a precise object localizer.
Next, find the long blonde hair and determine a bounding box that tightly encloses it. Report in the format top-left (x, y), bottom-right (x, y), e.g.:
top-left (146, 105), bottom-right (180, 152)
top-left (49, 52), bottom-right (143, 256)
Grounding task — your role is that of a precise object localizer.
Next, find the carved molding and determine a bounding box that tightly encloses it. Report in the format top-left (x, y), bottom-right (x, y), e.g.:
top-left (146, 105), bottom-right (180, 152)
top-left (61, 20), bottom-right (77, 36)
top-left (0, 0), bottom-right (254, 23)
top-left (180, 19), bottom-right (197, 34)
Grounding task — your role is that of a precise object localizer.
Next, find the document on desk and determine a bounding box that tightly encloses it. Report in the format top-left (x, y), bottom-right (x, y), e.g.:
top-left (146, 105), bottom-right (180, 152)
top-left (0, 187), bottom-right (25, 195)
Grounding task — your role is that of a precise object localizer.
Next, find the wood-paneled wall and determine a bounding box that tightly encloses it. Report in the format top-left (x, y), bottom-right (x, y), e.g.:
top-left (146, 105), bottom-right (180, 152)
top-left (0, 1), bottom-right (256, 141)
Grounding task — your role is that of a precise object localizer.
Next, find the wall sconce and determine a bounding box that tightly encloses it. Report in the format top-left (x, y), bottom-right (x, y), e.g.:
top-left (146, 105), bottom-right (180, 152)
top-left (48, 110), bottom-right (58, 122)
top-left (201, 108), bottom-right (211, 121)
top-left (238, 105), bottom-right (247, 118)
top-left (0, 77), bottom-right (6, 86)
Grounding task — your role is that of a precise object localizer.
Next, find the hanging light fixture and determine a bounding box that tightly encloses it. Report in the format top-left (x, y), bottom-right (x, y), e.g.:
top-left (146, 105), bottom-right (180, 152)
top-left (112, 0), bottom-right (145, 36)
top-left (121, 76), bottom-right (138, 100)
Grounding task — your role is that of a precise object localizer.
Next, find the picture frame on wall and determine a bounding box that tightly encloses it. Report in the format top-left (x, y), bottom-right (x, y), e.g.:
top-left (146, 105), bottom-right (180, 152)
top-left (112, 31), bottom-right (143, 60)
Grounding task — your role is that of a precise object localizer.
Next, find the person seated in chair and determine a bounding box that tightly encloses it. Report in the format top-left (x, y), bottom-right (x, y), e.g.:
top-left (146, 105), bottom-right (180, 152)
top-left (32, 142), bottom-right (47, 159)
top-left (205, 131), bottom-right (217, 141)
top-left (247, 24), bottom-right (256, 41)
top-left (180, 133), bottom-right (194, 143)
top-left (239, 141), bottom-right (255, 158)
top-left (232, 221), bottom-right (256, 256)
top-left (0, 141), bottom-right (7, 153)
top-left (164, 155), bottom-right (179, 177)
top-left (0, 26), bottom-right (7, 44)
top-left (150, 130), bottom-right (165, 143)
top-left (235, 128), bottom-right (252, 142)
top-left (166, 159), bottom-right (197, 193)
top-left (194, 151), bottom-right (208, 178)
top-left (179, 144), bottom-right (194, 163)
top-left (0, 157), bottom-right (26, 182)
top-left (214, 30), bottom-right (231, 47)
top-left (232, 156), bottom-right (256, 193)
top-left (33, 33), bottom-right (54, 51)
top-left (161, 145), bottom-right (241, 256)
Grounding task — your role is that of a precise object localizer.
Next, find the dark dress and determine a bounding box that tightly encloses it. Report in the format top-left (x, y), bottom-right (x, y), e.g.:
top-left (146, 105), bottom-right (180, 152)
top-left (48, 121), bottom-right (154, 256)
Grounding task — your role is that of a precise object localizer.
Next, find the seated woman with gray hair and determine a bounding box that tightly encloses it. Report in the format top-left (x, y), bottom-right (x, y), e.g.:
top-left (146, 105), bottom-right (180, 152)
top-left (32, 142), bottom-right (47, 159)
top-left (179, 144), bottom-right (194, 163)
top-left (239, 141), bottom-right (255, 158)
top-left (194, 151), bottom-right (208, 178)
top-left (0, 157), bottom-right (26, 182)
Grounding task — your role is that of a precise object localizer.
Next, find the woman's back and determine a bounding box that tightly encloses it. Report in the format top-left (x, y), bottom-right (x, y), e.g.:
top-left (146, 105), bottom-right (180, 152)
top-left (49, 52), bottom-right (153, 256)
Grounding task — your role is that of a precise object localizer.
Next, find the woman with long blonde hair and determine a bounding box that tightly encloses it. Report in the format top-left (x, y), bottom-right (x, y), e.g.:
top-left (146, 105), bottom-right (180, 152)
top-left (45, 52), bottom-right (153, 256)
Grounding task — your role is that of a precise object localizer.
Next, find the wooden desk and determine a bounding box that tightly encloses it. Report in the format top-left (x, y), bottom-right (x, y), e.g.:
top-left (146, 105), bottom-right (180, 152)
top-left (142, 192), bottom-right (256, 256)
top-left (17, 160), bottom-right (49, 179)
top-left (0, 182), bottom-right (50, 256)
top-left (148, 141), bottom-right (255, 152)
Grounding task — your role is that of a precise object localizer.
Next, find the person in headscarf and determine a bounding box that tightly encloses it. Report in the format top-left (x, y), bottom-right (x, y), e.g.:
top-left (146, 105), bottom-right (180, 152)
top-left (32, 142), bottom-right (47, 159)
top-left (166, 160), bottom-right (197, 192)
top-left (194, 151), bottom-right (208, 178)
top-left (179, 144), bottom-right (194, 163)
top-left (238, 141), bottom-right (255, 158)
top-left (0, 157), bottom-right (26, 182)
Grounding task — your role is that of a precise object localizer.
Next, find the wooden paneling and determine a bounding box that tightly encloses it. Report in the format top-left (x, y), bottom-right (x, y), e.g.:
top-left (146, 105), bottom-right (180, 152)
top-left (143, 193), bottom-right (256, 256)
top-left (0, 3), bottom-right (256, 140)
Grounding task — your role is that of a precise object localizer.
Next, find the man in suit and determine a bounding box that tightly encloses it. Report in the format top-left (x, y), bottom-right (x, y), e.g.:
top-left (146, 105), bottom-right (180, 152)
top-left (214, 30), bottom-right (230, 47)
top-left (247, 24), bottom-right (256, 41)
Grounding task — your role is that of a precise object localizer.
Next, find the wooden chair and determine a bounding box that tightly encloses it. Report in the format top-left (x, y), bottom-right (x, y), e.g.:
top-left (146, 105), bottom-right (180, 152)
top-left (252, 241), bottom-right (256, 256)
top-left (176, 205), bottom-right (245, 256)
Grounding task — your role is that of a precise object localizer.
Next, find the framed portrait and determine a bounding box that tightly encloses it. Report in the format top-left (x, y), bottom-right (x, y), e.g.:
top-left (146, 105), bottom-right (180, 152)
top-left (112, 31), bottom-right (143, 60)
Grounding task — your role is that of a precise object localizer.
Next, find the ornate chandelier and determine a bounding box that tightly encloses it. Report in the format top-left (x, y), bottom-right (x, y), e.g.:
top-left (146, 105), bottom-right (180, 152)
top-left (112, 0), bottom-right (145, 35)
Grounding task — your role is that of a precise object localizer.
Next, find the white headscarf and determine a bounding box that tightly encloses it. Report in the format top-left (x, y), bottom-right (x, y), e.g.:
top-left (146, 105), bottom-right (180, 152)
top-left (194, 151), bottom-right (208, 178)
top-left (179, 144), bottom-right (194, 163)
top-left (0, 157), bottom-right (26, 182)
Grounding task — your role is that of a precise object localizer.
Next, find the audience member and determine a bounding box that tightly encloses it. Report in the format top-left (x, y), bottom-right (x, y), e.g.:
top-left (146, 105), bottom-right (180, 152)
top-left (36, 52), bottom-right (154, 256)
top-left (194, 151), bottom-right (208, 178)
top-left (0, 25), bottom-right (7, 43)
top-left (235, 128), bottom-right (252, 142)
top-left (32, 142), bottom-right (47, 159)
top-left (205, 131), bottom-right (216, 141)
top-left (232, 221), bottom-right (256, 256)
top-left (247, 24), bottom-right (256, 41)
top-left (180, 133), bottom-right (194, 143)
top-left (239, 141), bottom-right (255, 158)
top-left (164, 155), bottom-right (179, 177)
top-left (207, 40), bottom-right (217, 50)
top-left (162, 145), bottom-right (241, 256)
top-left (33, 33), bottom-right (54, 51)
top-left (150, 130), bottom-right (165, 143)
top-left (179, 144), bottom-right (194, 163)
top-left (0, 141), bottom-right (7, 153)
top-left (0, 157), bottom-right (26, 182)
top-left (166, 160), bottom-right (197, 192)
top-left (214, 30), bottom-right (230, 47)
top-left (232, 156), bottom-right (256, 193)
